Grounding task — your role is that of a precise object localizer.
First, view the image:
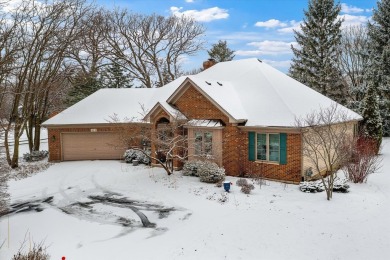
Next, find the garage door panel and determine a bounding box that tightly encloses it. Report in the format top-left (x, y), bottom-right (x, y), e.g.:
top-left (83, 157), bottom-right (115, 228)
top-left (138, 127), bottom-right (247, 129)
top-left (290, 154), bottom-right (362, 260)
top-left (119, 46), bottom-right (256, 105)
top-left (62, 132), bottom-right (125, 161)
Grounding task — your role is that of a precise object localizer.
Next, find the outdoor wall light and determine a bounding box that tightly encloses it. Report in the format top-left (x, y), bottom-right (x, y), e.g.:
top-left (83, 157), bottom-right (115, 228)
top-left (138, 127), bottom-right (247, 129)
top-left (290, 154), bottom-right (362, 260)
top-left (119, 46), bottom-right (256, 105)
top-left (51, 135), bottom-right (56, 142)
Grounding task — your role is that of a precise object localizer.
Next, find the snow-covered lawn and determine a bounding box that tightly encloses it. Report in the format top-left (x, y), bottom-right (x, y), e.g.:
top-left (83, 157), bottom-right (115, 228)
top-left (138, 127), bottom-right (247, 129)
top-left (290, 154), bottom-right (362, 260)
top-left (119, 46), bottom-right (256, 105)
top-left (0, 139), bottom-right (389, 260)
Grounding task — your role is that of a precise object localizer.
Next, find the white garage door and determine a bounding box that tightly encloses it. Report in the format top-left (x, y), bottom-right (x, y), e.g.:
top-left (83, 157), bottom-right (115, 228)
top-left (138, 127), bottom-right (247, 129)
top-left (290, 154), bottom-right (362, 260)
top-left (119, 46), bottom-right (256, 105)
top-left (62, 132), bottom-right (125, 161)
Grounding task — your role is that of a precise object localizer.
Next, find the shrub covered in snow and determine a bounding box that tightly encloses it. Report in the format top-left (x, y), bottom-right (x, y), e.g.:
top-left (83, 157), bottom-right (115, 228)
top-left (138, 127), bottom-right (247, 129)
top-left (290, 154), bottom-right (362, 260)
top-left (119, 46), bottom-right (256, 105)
top-left (300, 177), bottom-right (349, 193)
top-left (236, 178), bottom-right (248, 187)
top-left (197, 161), bottom-right (225, 183)
top-left (332, 178), bottom-right (350, 193)
top-left (299, 180), bottom-right (325, 193)
top-left (182, 160), bottom-right (203, 177)
top-left (240, 184), bottom-right (255, 194)
top-left (182, 160), bottom-right (225, 183)
top-left (123, 149), bottom-right (151, 165)
top-left (23, 150), bottom-right (48, 162)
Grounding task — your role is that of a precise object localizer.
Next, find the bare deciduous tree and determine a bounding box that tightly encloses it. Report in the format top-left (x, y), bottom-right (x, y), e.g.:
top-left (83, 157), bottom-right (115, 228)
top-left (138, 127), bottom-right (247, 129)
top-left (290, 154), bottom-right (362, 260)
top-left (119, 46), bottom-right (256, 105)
top-left (64, 8), bottom-right (108, 105)
top-left (2, 0), bottom-right (90, 168)
top-left (66, 9), bottom-right (107, 79)
top-left (337, 25), bottom-right (370, 113)
top-left (104, 11), bottom-right (205, 88)
top-left (296, 104), bottom-right (355, 200)
top-left (111, 111), bottom-right (188, 176)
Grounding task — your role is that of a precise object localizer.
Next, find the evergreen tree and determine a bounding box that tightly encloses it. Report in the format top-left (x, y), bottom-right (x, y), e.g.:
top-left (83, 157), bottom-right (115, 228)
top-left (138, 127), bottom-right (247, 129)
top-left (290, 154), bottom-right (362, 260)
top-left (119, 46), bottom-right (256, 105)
top-left (290, 0), bottom-right (345, 105)
top-left (361, 67), bottom-right (383, 147)
top-left (368, 0), bottom-right (390, 136)
top-left (102, 62), bottom-right (133, 88)
top-left (66, 76), bottom-right (103, 106)
top-left (207, 40), bottom-right (235, 63)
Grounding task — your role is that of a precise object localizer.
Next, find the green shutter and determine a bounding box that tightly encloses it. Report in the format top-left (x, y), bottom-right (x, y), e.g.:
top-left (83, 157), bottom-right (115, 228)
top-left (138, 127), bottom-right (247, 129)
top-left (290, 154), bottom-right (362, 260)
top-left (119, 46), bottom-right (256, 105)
top-left (248, 132), bottom-right (255, 161)
top-left (280, 133), bottom-right (287, 165)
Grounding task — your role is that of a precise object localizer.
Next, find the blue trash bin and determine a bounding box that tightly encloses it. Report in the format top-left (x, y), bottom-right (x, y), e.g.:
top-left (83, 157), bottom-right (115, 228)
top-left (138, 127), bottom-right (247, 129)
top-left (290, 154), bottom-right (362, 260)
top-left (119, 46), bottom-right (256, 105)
top-left (223, 181), bottom-right (231, 192)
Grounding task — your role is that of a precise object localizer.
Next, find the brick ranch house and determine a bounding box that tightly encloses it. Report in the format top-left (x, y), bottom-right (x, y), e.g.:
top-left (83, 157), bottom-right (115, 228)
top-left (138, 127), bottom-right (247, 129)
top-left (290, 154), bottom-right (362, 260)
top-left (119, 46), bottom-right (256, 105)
top-left (42, 58), bottom-right (361, 183)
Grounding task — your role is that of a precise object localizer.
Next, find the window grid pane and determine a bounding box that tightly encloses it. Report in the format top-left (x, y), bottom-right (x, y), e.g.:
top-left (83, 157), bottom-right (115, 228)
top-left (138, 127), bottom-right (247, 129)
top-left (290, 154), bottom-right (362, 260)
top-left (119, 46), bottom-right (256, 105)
top-left (194, 132), bottom-right (203, 155)
top-left (269, 134), bottom-right (280, 162)
top-left (204, 132), bottom-right (213, 155)
top-left (256, 134), bottom-right (267, 160)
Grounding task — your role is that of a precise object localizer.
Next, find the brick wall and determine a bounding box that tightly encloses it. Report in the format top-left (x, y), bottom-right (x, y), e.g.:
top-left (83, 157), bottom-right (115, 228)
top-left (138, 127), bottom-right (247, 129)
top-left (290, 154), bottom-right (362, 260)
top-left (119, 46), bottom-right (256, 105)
top-left (172, 84), bottom-right (302, 183)
top-left (174, 85), bottom-right (230, 123)
top-left (239, 132), bottom-right (302, 183)
top-left (47, 128), bottom-right (61, 161)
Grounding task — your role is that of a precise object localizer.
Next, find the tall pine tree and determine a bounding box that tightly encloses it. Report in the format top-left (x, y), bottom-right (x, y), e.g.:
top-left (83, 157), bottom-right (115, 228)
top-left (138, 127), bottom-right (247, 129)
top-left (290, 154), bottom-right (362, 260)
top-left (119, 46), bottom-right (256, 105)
top-left (290, 0), bottom-right (345, 105)
top-left (368, 0), bottom-right (390, 136)
top-left (361, 64), bottom-right (383, 147)
top-left (207, 40), bottom-right (235, 63)
top-left (66, 75), bottom-right (103, 106)
top-left (102, 63), bottom-right (133, 88)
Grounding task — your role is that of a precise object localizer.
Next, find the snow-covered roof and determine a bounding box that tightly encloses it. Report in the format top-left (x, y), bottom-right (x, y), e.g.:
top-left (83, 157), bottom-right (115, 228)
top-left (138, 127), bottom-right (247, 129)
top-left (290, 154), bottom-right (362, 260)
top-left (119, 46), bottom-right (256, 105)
top-left (183, 58), bottom-right (362, 127)
top-left (146, 101), bottom-right (187, 121)
top-left (185, 119), bottom-right (223, 128)
top-left (185, 78), bottom-right (247, 121)
top-left (43, 58), bottom-right (361, 128)
top-left (43, 77), bottom-right (186, 126)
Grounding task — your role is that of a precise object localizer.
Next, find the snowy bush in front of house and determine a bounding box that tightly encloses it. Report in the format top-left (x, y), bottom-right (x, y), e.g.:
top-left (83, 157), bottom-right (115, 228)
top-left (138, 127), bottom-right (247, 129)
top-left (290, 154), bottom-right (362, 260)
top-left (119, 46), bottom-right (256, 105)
top-left (299, 180), bottom-right (325, 193)
top-left (333, 178), bottom-right (350, 193)
top-left (182, 160), bottom-right (225, 183)
top-left (241, 183), bottom-right (255, 194)
top-left (236, 178), bottom-right (248, 187)
top-left (299, 177), bottom-right (349, 193)
top-left (182, 160), bottom-right (203, 177)
top-left (197, 161), bottom-right (225, 183)
top-left (123, 149), bottom-right (151, 165)
top-left (23, 150), bottom-right (49, 162)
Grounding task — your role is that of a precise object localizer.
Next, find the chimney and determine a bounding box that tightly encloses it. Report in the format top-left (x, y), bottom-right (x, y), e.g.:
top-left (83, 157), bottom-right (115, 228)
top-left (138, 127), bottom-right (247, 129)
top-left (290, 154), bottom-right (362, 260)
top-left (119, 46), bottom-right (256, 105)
top-left (203, 58), bottom-right (216, 70)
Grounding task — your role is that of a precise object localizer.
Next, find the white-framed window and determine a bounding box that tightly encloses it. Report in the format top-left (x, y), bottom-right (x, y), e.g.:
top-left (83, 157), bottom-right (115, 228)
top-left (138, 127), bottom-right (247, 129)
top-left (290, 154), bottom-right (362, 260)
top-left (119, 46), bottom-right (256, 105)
top-left (256, 133), bottom-right (280, 162)
top-left (194, 131), bottom-right (213, 156)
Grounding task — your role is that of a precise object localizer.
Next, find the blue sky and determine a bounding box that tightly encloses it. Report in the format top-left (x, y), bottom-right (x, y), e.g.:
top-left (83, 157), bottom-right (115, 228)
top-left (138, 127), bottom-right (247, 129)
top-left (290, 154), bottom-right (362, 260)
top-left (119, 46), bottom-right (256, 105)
top-left (98, 0), bottom-right (376, 72)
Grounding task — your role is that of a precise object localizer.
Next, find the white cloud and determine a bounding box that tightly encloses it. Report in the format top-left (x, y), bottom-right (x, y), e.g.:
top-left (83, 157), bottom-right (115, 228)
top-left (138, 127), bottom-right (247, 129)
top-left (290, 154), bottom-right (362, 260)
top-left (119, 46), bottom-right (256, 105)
top-left (185, 0), bottom-right (194, 3)
top-left (339, 14), bottom-right (370, 28)
top-left (277, 20), bottom-right (302, 34)
top-left (255, 19), bottom-right (287, 28)
top-left (341, 3), bottom-right (364, 14)
top-left (170, 6), bottom-right (229, 22)
top-left (253, 19), bottom-right (301, 34)
top-left (236, 40), bottom-right (297, 56)
top-left (274, 14), bottom-right (368, 33)
top-left (212, 31), bottom-right (266, 42)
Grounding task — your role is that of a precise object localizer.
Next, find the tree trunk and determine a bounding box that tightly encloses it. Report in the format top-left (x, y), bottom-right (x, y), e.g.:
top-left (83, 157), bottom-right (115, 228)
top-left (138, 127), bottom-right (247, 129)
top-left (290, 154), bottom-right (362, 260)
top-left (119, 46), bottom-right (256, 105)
top-left (11, 137), bottom-right (19, 168)
top-left (33, 120), bottom-right (41, 151)
top-left (4, 128), bottom-right (11, 166)
top-left (26, 116), bottom-right (34, 152)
